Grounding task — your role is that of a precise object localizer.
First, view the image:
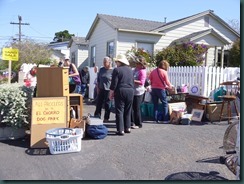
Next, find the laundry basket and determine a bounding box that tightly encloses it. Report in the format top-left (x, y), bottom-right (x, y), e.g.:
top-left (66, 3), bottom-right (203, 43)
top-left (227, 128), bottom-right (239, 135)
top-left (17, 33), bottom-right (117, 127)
top-left (46, 128), bottom-right (83, 155)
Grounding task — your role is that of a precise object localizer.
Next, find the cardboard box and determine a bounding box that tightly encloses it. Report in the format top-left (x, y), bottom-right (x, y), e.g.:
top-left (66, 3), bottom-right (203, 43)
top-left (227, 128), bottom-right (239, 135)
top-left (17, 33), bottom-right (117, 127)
top-left (69, 119), bottom-right (86, 138)
top-left (206, 103), bottom-right (228, 122)
top-left (30, 97), bottom-right (68, 148)
top-left (168, 102), bottom-right (186, 115)
top-left (31, 123), bottom-right (66, 148)
top-left (167, 87), bottom-right (177, 95)
top-left (170, 110), bottom-right (184, 124)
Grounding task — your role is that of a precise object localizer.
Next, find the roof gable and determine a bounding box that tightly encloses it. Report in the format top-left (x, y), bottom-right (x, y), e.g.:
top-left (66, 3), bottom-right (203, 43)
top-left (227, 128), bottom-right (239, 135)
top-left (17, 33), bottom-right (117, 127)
top-left (169, 29), bottom-right (230, 46)
top-left (153, 10), bottom-right (240, 37)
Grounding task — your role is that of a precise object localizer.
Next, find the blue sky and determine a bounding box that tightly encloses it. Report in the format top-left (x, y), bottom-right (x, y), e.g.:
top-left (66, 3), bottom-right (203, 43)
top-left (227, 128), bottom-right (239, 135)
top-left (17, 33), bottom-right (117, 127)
top-left (0, 0), bottom-right (240, 49)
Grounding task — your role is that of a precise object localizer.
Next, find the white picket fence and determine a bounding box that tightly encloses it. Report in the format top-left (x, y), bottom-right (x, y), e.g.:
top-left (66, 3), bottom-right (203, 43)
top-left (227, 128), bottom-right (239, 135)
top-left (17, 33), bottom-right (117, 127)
top-left (87, 66), bottom-right (240, 99)
top-left (168, 66), bottom-right (240, 97)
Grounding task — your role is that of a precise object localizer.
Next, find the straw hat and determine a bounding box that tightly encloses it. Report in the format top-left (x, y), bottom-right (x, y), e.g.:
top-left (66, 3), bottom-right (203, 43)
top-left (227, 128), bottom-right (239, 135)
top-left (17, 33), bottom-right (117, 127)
top-left (114, 54), bottom-right (129, 65)
top-left (135, 56), bottom-right (147, 68)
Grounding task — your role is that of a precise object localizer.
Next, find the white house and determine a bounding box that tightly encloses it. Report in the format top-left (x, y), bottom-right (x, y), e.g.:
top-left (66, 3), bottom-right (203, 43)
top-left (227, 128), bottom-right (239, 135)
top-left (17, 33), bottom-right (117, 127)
top-left (48, 41), bottom-right (70, 59)
top-left (67, 36), bottom-right (89, 69)
top-left (85, 10), bottom-right (239, 68)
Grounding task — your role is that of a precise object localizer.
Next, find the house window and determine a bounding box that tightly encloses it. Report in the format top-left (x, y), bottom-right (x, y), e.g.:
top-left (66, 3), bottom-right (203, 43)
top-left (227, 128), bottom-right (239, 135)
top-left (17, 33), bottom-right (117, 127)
top-left (204, 16), bottom-right (209, 27)
top-left (217, 50), bottom-right (229, 67)
top-left (91, 46), bottom-right (96, 65)
top-left (137, 42), bottom-right (154, 56)
top-left (107, 41), bottom-right (114, 59)
top-left (71, 52), bottom-right (76, 64)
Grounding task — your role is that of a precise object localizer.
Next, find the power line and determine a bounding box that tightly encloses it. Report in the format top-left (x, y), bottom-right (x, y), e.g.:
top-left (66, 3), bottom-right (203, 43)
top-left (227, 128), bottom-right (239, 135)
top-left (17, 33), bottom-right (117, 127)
top-left (10, 15), bottom-right (30, 41)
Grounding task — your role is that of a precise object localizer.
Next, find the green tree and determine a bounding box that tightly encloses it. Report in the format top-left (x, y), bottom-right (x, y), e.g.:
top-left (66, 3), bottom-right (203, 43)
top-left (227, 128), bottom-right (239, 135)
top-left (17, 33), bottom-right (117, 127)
top-left (229, 38), bottom-right (240, 67)
top-left (53, 30), bottom-right (74, 42)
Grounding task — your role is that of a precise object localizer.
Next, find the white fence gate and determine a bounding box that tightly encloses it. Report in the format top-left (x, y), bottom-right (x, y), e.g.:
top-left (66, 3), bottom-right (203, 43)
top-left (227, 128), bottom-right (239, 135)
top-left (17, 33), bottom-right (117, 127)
top-left (168, 66), bottom-right (240, 97)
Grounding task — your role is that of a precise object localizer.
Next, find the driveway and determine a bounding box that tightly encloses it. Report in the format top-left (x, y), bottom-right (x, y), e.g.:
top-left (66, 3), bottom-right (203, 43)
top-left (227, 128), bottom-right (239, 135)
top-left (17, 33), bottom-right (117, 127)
top-left (0, 100), bottom-right (237, 180)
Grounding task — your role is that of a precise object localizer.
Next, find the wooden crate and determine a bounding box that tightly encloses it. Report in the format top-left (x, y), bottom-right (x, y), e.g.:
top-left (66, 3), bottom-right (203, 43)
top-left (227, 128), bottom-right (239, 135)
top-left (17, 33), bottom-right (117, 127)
top-left (206, 103), bottom-right (228, 122)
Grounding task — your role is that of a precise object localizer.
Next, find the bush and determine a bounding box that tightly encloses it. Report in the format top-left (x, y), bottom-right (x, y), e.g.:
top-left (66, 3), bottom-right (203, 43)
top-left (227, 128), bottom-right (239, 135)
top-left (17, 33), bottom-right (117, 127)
top-left (0, 83), bottom-right (33, 129)
top-left (229, 38), bottom-right (240, 67)
top-left (126, 47), bottom-right (156, 67)
top-left (155, 42), bottom-right (209, 66)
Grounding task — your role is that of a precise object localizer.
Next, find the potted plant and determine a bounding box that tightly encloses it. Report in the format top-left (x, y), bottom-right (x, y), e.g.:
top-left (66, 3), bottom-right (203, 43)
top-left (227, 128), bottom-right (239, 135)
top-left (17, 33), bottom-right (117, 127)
top-left (0, 83), bottom-right (33, 140)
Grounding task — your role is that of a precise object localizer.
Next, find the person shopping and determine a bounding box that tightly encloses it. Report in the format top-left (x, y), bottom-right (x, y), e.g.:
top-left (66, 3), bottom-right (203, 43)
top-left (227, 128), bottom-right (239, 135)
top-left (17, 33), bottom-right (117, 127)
top-left (94, 57), bottom-right (113, 122)
top-left (109, 54), bottom-right (134, 135)
top-left (131, 56), bottom-right (147, 129)
top-left (149, 60), bottom-right (173, 123)
top-left (63, 57), bottom-right (81, 94)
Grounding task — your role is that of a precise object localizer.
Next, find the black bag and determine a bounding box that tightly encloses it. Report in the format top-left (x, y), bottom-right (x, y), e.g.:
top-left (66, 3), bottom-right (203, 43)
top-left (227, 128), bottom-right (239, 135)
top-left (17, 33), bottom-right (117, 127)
top-left (86, 124), bottom-right (108, 139)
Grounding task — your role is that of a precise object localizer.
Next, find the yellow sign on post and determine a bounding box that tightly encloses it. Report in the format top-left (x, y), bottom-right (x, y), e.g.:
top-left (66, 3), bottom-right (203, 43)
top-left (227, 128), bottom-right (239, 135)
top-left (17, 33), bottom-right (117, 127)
top-left (2, 48), bottom-right (19, 61)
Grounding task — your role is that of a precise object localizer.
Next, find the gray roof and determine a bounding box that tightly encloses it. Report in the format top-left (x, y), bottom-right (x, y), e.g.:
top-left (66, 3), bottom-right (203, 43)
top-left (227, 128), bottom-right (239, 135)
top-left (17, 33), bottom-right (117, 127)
top-left (98, 14), bottom-right (165, 32)
top-left (68, 36), bottom-right (89, 48)
top-left (86, 10), bottom-right (239, 40)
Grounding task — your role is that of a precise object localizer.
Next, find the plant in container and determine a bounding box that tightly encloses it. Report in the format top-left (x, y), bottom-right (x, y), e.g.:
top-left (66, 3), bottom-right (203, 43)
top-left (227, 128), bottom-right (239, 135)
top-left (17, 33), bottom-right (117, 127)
top-left (0, 83), bottom-right (33, 140)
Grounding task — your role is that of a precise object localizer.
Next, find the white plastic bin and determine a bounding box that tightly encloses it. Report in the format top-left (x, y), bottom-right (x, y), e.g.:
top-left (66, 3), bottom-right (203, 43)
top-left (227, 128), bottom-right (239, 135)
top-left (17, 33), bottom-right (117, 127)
top-left (46, 128), bottom-right (83, 155)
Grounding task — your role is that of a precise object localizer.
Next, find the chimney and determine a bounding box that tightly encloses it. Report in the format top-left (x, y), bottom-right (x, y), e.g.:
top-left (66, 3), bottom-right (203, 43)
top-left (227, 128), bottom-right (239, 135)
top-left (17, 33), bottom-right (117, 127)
top-left (164, 17), bottom-right (167, 23)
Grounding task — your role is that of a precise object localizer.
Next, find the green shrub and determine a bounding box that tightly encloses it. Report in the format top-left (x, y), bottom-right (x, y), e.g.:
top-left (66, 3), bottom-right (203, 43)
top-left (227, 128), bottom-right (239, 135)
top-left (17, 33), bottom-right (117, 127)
top-left (126, 47), bottom-right (156, 67)
top-left (155, 42), bottom-right (209, 66)
top-left (229, 38), bottom-right (240, 67)
top-left (0, 83), bottom-right (33, 129)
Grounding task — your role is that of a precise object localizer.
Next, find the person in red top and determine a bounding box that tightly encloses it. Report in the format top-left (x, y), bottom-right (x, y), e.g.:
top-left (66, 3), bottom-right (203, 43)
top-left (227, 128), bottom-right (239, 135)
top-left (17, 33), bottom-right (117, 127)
top-left (149, 60), bottom-right (173, 123)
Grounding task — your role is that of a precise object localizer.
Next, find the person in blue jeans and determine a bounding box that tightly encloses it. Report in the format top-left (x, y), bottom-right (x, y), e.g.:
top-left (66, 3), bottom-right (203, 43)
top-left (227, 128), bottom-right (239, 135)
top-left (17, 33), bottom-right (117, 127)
top-left (149, 60), bottom-right (173, 123)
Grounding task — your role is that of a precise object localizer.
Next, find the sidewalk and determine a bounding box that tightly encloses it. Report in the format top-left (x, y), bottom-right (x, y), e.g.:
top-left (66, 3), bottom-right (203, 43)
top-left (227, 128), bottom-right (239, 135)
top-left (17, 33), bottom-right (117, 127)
top-left (0, 99), bottom-right (237, 180)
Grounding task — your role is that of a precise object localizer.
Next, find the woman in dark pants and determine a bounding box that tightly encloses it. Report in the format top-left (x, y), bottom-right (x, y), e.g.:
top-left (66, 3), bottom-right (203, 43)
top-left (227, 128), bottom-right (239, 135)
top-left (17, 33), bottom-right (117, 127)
top-left (94, 57), bottom-right (113, 121)
top-left (131, 56), bottom-right (147, 129)
top-left (109, 54), bottom-right (134, 135)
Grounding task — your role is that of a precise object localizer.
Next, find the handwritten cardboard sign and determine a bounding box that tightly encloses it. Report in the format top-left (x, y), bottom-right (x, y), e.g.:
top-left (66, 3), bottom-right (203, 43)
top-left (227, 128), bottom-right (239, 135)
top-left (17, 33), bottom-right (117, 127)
top-left (31, 97), bottom-right (67, 125)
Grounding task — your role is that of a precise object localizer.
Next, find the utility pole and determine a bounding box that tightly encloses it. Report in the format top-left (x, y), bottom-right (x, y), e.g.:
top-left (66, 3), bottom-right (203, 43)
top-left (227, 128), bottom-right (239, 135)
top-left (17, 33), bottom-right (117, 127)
top-left (10, 15), bottom-right (30, 41)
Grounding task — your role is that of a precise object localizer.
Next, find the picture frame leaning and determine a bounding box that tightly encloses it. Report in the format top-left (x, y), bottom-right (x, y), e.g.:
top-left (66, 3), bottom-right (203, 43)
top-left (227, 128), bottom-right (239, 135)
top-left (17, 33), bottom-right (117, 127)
top-left (191, 109), bottom-right (204, 122)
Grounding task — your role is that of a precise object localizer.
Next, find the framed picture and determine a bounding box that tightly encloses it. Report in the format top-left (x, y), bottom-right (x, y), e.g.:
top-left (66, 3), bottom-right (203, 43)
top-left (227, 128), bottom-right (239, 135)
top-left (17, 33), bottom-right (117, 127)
top-left (191, 109), bottom-right (204, 122)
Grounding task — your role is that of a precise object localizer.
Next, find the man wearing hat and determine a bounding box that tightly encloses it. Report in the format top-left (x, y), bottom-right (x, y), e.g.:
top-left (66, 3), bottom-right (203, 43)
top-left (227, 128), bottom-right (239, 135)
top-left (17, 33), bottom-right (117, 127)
top-left (131, 56), bottom-right (147, 129)
top-left (109, 54), bottom-right (134, 135)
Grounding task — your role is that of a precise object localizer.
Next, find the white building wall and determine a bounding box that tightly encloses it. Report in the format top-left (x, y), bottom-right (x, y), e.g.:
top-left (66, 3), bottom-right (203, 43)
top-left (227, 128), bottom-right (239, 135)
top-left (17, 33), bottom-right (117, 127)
top-left (117, 32), bottom-right (161, 55)
top-left (70, 43), bottom-right (88, 68)
top-left (88, 20), bottom-right (117, 68)
top-left (155, 17), bottom-right (208, 51)
top-left (209, 16), bottom-right (239, 48)
top-left (77, 46), bottom-right (89, 68)
top-left (205, 47), bottom-right (216, 66)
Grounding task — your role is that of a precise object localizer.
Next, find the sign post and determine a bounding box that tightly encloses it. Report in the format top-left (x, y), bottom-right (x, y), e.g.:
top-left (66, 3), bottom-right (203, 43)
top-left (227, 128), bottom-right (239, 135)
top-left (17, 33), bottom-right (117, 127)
top-left (2, 48), bottom-right (19, 84)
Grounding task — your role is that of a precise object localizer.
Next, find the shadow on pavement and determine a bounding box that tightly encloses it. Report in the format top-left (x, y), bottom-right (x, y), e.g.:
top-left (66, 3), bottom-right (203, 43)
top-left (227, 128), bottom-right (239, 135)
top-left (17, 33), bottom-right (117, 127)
top-left (0, 135), bottom-right (30, 148)
top-left (165, 171), bottom-right (228, 180)
top-left (196, 156), bottom-right (223, 164)
top-left (25, 148), bottom-right (51, 156)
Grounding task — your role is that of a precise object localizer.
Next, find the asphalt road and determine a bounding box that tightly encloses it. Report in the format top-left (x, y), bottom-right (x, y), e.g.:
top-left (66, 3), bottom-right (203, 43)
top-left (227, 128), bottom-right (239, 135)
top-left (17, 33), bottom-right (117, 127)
top-left (0, 100), bottom-right (237, 180)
